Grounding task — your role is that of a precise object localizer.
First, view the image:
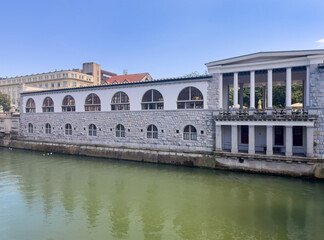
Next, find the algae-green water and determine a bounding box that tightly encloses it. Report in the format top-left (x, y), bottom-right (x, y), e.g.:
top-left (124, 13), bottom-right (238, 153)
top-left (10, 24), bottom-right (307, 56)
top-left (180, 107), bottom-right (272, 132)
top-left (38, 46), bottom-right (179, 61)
top-left (0, 147), bottom-right (323, 240)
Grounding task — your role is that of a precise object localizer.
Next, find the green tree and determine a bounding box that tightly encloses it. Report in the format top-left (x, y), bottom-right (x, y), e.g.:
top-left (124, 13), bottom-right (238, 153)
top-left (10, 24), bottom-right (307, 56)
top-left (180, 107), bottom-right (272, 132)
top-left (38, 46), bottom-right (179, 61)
top-left (0, 93), bottom-right (11, 111)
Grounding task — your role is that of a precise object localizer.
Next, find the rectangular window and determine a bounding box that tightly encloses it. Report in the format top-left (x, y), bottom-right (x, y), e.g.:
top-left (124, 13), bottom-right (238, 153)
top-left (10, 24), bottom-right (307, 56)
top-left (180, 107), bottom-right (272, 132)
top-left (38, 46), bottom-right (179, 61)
top-left (45, 83), bottom-right (48, 88)
top-left (293, 126), bottom-right (303, 146)
top-left (275, 126), bottom-right (284, 146)
top-left (39, 84), bottom-right (42, 87)
top-left (63, 81), bottom-right (67, 87)
top-left (51, 83), bottom-right (55, 88)
top-left (57, 82), bottom-right (61, 87)
top-left (72, 82), bottom-right (76, 87)
top-left (241, 126), bottom-right (249, 144)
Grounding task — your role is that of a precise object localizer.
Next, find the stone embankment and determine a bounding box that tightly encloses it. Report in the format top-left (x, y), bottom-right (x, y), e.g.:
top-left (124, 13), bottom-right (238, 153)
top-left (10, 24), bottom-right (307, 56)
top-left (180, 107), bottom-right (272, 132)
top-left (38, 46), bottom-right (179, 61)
top-left (2, 138), bottom-right (324, 179)
top-left (1, 114), bottom-right (323, 179)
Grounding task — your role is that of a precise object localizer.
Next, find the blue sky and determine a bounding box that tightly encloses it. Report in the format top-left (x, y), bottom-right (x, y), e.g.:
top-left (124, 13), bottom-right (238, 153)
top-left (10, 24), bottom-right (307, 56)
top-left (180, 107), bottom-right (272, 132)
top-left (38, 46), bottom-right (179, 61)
top-left (0, 0), bottom-right (324, 79)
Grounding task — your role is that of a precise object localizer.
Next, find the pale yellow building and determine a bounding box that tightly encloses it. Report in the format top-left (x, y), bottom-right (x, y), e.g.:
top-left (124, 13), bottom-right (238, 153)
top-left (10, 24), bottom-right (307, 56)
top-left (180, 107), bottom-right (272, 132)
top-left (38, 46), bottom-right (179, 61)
top-left (0, 62), bottom-right (116, 111)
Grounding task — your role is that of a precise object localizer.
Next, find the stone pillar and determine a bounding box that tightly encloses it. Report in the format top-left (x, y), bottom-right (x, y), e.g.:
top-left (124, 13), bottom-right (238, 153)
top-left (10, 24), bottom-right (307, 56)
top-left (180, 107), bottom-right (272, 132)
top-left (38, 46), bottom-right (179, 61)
top-left (231, 125), bottom-right (238, 153)
top-left (285, 126), bottom-right (293, 156)
top-left (263, 86), bottom-right (267, 109)
top-left (266, 126), bottom-right (273, 155)
top-left (267, 69), bottom-right (273, 109)
top-left (286, 68), bottom-right (292, 108)
top-left (223, 83), bottom-right (229, 110)
top-left (233, 72), bottom-right (239, 109)
top-left (305, 66), bottom-right (310, 108)
top-left (239, 83), bottom-right (244, 109)
top-left (306, 126), bottom-right (314, 157)
top-left (248, 125), bottom-right (255, 154)
top-left (250, 71), bottom-right (255, 109)
top-left (219, 74), bottom-right (223, 109)
top-left (215, 124), bottom-right (222, 151)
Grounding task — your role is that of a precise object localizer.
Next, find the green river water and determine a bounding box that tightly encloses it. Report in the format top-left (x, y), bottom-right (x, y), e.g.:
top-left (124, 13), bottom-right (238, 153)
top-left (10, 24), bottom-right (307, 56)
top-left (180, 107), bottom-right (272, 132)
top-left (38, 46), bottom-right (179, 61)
top-left (0, 147), bottom-right (323, 240)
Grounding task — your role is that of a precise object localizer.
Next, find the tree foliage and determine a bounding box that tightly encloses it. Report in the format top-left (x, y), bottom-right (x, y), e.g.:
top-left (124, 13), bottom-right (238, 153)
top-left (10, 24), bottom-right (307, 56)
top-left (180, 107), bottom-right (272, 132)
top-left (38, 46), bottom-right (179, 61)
top-left (228, 84), bottom-right (303, 108)
top-left (0, 93), bottom-right (11, 111)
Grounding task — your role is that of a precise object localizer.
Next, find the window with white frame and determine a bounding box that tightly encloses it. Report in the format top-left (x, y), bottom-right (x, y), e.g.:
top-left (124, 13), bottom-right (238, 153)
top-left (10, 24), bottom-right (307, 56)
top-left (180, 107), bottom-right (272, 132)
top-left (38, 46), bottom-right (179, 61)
top-left (65, 123), bottom-right (72, 135)
top-left (142, 89), bottom-right (164, 110)
top-left (45, 123), bottom-right (51, 134)
top-left (89, 124), bottom-right (97, 136)
top-left (42, 97), bottom-right (54, 112)
top-left (85, 93), bottom-right (101, 111)
top-left (177, 87), bottom-right (203, 109)
top-left (183, 125), bottom-right (197, 140)
top-left (28, 123), bottom-right (33, 133)
top-left (62, 95), bottom-right (75, 112)
top-left (26, 98), bottom-right (36, 113)
top-left (147, 124), bottom-right (158, 139)
top-left (116, 124), bottom-right (125, 137)
top-left (111, 92), bottom-right (130, 111)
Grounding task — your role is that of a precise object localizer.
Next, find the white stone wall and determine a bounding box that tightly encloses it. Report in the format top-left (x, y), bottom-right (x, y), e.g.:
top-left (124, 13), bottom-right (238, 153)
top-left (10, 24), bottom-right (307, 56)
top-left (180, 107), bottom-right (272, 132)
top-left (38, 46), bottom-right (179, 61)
top-left (20, 110), bottom-right (214, 152)
top-left (21, 80), bottom-right (210, 113)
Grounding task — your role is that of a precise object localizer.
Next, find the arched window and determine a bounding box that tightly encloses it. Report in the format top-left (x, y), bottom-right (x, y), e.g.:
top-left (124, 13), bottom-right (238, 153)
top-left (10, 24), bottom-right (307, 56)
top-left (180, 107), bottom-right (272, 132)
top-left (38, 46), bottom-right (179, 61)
top-left (147, 124), bottom-right (158, 139)
top-left (111, 92), bottom-right (130, 110)
top-left (85, 94), bottom-right (101, 111)
top-left (89, 124), bottom-right (97, 136)
top-left (42, 97), bottom-right (54, 112)
top-left (45, 123), bottom-right (51, 134)
top-left (28, 123), bottom-right (33, 133)
top-left (26, 98), bottom-right (36, 113)
top-left (177, 87), bottom-right (203, 109)
top-left (116, 124), bottom-right (125, 137)
top-left (183, 125), bottom-right (197, 140)
top-left (62, 95), bottom-right (75, 112)
top-left (65, 123), bottom-right (72, 135)
top-left (142, 89), bottom-right (164, 110)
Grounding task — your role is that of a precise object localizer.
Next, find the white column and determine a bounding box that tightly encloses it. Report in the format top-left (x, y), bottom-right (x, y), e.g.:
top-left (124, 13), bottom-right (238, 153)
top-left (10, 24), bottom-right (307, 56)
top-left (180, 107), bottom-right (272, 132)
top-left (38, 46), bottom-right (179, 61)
top-left (248, 125), bottom-right (255, 154)
top-left (250, 71), bottom-right (255, 109)
top-left (285, 126), bottom-right (293, 157)
top-left (233, 72), bottom-right (239, 109)
top-left (305, 66), bottom-right (310, 108)
top-left (286, 68), bottom-right (292, 108)
top-left (231, 125), bottom-right (238, 153)
top-left (267, 69), bottom-right (273, 109)
top-left (239, 83), bottom-right (244, 109)
top-left (266, 126), bottom-right (273, 155)
top-left (306, 126), bottom-right (314, 157)
top-left (219, 74), bottom-right (223, 109)
top-left (215, 124), bottom-right (222, 151)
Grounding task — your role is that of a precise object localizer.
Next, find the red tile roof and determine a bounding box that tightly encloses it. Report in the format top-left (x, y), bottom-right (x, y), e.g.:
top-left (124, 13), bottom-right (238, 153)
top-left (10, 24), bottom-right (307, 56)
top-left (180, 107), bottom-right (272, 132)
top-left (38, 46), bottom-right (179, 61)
top-left (104, 73), bottom-right (149, 85)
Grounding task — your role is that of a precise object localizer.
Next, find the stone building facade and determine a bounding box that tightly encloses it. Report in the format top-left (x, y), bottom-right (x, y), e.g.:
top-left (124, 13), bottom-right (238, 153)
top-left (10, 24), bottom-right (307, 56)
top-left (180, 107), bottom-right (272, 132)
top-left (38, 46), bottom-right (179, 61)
top-left (0, 62), bottom-right (116, 111)
top-left (19, 76), bottom-right (214, 152)
top-left (17, 50), bottom-right (324, 163)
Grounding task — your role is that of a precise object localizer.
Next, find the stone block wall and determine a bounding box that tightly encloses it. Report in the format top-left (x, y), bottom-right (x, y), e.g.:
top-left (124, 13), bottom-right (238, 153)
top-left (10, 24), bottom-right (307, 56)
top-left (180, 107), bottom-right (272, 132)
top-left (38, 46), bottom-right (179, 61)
top-left (309, 64), bottom-right (324, 158)
top-left (19, 110), bottom-right (215, 152)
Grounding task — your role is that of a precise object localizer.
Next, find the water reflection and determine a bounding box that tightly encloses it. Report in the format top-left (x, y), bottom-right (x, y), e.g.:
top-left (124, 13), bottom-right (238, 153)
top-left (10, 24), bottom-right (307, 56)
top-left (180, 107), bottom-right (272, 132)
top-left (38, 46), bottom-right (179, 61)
top-left (0, 147), bottom-right (324, 240)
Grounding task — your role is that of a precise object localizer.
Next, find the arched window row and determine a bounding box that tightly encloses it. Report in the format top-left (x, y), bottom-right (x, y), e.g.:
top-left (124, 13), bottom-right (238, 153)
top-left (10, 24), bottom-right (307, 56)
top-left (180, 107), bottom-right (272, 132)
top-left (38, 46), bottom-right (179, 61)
top-left (26, 98), bottom-right (36, 113)
top-left (25, 87), bottom-right (204, 113)
top-left (26, 123), bottom-right (199, 141)
top-left (111, 91), bottom-right (130, 111)
top-left (42, 97), bottom-right (54, 112)
top-left (62, 95), bottom-right (75, 112)
top-left (142, 89), bottom-right (164, 110)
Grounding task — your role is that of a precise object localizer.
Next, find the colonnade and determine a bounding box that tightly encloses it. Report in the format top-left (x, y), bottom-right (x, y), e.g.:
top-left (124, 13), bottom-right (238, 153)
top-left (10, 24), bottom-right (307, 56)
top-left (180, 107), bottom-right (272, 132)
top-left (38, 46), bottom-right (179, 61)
top-left (217, 66), bottom-right (310, 110)
top-left (215, 124), bottom-right (314, 157)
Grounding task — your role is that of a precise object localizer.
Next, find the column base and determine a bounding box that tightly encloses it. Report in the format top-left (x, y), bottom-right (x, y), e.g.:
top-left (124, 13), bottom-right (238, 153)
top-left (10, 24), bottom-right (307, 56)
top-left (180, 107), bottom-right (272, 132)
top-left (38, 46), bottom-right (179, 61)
top-left (285, 152), bottom-right (292, 157)
top-left (306, 153), bottom-right (314, 158)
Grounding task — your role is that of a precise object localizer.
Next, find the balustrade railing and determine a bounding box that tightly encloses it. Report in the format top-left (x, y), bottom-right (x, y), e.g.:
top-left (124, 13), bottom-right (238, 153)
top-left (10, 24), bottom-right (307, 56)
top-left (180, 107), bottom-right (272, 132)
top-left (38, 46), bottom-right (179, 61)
top-left (215, 108), bottom-right (315, 121)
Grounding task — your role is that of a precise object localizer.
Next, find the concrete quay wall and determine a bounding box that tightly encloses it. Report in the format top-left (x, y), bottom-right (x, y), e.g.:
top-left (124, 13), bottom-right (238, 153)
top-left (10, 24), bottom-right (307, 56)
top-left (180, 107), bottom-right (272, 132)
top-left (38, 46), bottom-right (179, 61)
top-left (5, 139), bottom-right (324, 179)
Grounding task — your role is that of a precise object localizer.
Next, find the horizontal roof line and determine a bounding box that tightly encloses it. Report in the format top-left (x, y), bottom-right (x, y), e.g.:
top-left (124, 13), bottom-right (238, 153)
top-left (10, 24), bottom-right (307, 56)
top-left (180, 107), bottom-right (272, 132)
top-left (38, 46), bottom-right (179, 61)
top-left (21, 75), bottom-right (212, 95)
